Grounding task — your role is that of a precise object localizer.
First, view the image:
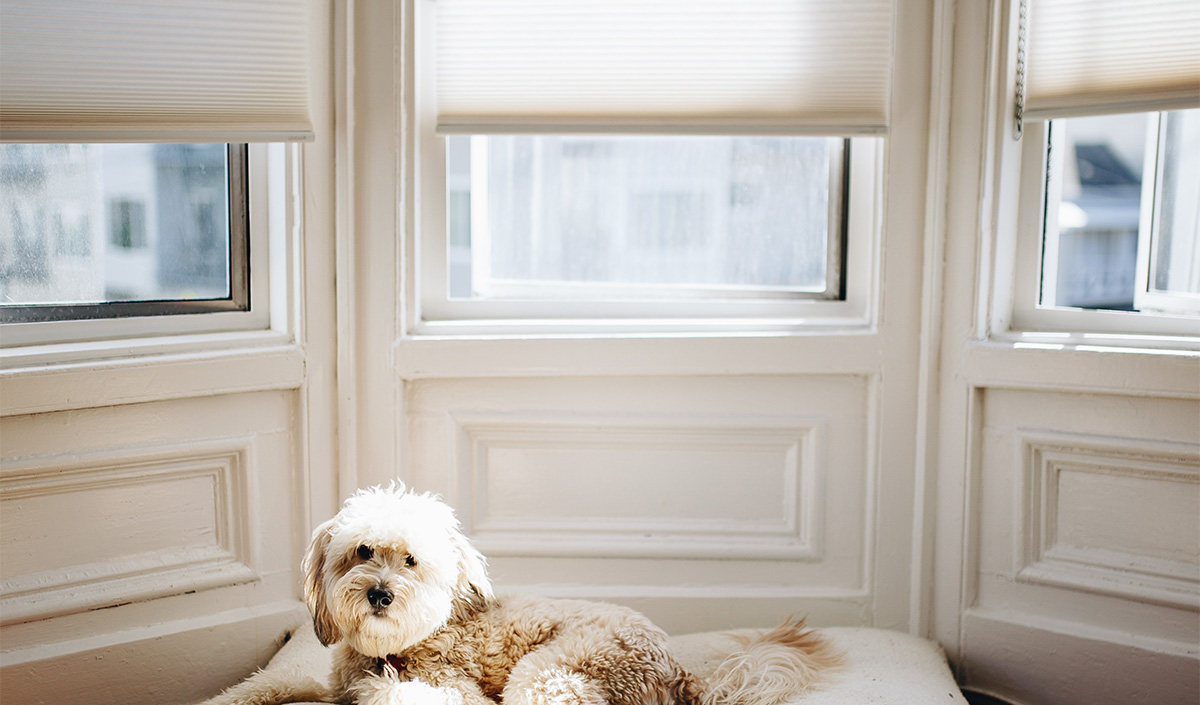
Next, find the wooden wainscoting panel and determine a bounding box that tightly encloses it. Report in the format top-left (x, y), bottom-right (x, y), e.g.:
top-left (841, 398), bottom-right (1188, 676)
top-left (0, 438), bottom-right (258, 625)
top-left (451, 412), bottom-right (823, 561)
top-left (1017, 430), bottom-right (1200, 609)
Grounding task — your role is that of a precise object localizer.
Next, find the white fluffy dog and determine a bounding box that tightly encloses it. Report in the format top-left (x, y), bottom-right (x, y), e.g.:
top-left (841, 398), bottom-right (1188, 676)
top-left (200, 484), bottom-right (840, 705)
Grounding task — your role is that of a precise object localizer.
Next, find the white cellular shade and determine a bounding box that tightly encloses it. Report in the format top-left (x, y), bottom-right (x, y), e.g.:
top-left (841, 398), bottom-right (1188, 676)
top-left (1026, 0), bottom-right (1200, 119)
top-left (434, 0), bottom-right (894, 136)
top-left (0, 0), bottom-right (314, 143)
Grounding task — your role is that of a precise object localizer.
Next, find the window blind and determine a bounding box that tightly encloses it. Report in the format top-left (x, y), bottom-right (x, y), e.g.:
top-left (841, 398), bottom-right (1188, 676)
top-left (1026, 0), bottom-right (1200, 120)
top-left (434, 0), bottom-right (894, 136)
top-left (0, 0), bottom-right (314, 143)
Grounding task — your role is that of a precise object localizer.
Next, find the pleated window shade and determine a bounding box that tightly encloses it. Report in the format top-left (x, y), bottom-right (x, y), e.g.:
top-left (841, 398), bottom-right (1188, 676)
top-left (434, 0), bottom-right (894, 136)
top-left (1026, 0), bottom-right (1200, 119)
top-left (0, 0), bottom-right (314, 143)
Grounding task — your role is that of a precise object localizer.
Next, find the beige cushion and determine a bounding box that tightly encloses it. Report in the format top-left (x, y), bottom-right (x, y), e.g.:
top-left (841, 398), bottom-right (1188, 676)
top-left (671, 627), bottom-right (969, 704)
top-left (256, 623), bottom-right (967, 704)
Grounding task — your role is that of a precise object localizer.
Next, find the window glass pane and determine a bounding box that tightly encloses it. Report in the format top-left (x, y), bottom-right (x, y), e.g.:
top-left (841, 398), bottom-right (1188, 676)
top-left (447, 136), bottom-right (838, 300)
top-left (1044, 110), bottom-right (1200, 315)
top-left (1153, 110), bottom-right (1200, 296)
top-left (0, 144), bottom-right (231, 308)
top-left (1047, 113), bottom-right (1148, 311)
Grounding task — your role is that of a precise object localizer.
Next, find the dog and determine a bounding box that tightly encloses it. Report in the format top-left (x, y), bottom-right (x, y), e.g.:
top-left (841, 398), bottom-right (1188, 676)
top-left (200, 483), bottom-right (841, 705)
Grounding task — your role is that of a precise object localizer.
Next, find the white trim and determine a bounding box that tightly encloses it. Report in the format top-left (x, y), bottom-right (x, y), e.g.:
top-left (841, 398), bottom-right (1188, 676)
top-left (0, 341), bottom-right (305, 417)
top-left (393, 333), bottom-right (885, 380)
top-left (334, 0), bottom-right (361, 502)
top-left (334, 0), bottom-right (407, 491)
top-left (963, 341), bottom-right (1199, 398)
top-left (909, 0), bottom-right (956, 640)
top-left (1136, 112), bottom-right (1200, 317)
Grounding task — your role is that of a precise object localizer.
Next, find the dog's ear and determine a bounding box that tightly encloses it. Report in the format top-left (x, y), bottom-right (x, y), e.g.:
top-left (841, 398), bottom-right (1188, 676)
top-left (302, 518), bottom-right (342, 646)
top-left (450, 527), bottom-right (494, 602)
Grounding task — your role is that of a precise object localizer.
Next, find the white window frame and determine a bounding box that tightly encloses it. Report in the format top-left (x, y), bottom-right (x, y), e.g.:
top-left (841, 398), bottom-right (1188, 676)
top-left (1135, 112), bottom-right (1200, 317)
top-left (455, 134), bottom-right (849, 304)
top-left (0, 143), bottom-right (298, 365)
top-left (1006, 116), bottom-right (1200, 344)
top-left (407, 0), bottom-right (883, 338)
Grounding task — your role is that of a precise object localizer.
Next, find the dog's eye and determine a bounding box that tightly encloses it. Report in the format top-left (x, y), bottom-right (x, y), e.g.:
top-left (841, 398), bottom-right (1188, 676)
top-left (356, 545), bottom-right (374, 561)
top-left (405, 554), bottom-right (416, 567)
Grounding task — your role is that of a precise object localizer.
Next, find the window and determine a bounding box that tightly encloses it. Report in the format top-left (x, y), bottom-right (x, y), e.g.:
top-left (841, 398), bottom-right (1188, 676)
top-left (1140, 110), bottom-right (1200, 314)
top-left (0, 144), bottom-right (248, 324)
top-left (0, 0), bottom-right (313, 349)
top-left (1007, 0), bottom-right (1200, 338)
top-left (445, 135), bottom-right (848, 303)
top-left (415, 0), bottom-right (893, 332)
top-left (1038, 110), bottom-right (1199, 315)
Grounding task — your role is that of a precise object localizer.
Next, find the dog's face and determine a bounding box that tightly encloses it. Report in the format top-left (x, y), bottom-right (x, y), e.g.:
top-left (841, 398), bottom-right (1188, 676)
top-left (302, 484), bottom-right (493, 657)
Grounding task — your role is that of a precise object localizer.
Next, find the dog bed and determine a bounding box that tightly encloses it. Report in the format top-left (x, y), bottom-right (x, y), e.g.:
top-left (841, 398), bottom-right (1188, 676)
top-left (234, 622), bottom-right (968, 704)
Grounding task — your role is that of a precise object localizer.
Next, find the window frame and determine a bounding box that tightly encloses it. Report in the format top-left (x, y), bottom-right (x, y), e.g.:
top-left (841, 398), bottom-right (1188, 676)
top-left (409, 0), bottom-right (882, 336)
top-left (1134, 111), bottom-right (1200, 316)
top-left (454, 134), bottom-right (849, 304)
top-left (0, 144), bottom-right (278, 351)
top-left (0, 144), bottom-right (250, 326)
top-left (1007, 117), bottom-right (1200, 342)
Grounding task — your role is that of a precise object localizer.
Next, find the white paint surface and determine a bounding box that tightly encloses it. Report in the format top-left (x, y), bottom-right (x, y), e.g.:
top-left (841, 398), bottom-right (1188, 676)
top-left (1, 3), bottom-right (1198, 705)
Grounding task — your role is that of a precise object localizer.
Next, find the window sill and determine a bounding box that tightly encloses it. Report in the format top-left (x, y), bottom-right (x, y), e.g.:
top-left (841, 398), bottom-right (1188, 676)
top-left (0, 330), bottom-right (304, 416)
top-left (396, 324), bottom-right (881, 379)
top-left (965, 337), bottom-right (1199, 398)
top-left (989, 329), bottom-right (1200, 354)
top-left (409, 311), bottom-right (873, 338)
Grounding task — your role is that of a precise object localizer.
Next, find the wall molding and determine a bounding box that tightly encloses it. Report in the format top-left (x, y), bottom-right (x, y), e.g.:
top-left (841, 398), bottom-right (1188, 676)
top-left (450, 412), bottom-right (825, 561)
top-left (1017, 429), bottom-right (1200, 610)
top-left (0, 341), bottom-right (305, 417)
top-left (0, 438), bottom-right (260, 625)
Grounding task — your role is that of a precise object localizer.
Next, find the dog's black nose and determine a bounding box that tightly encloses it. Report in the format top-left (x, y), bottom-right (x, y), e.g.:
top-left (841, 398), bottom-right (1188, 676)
top-left (367, 586), bottom-right (393, 608)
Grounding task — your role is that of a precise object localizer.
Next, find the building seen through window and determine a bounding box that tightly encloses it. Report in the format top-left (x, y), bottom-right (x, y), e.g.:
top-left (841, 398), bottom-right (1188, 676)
top-left (0, 143), bottom-right (234, 314)
top-left (1047, 109), bottom-right (1200, 313)
top-left (446, 135), bottom-right (842, 301)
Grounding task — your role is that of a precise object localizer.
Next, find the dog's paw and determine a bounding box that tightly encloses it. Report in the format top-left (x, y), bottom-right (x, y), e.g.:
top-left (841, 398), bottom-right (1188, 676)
top-left (353, 677), bottom-right (465, 705)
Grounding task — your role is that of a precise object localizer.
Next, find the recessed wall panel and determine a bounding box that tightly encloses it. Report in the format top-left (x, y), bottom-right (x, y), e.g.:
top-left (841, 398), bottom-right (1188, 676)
top-left (0, 440), bottom-right (257, 625)
top-left (405, 374), bottom-right (871, 619)
top-left (972, 388), bottom-right (1200, 650)
top-left (453, 413), bottom-right (821, 560)
top-left (1018, 431), bottom-right (1200, 608)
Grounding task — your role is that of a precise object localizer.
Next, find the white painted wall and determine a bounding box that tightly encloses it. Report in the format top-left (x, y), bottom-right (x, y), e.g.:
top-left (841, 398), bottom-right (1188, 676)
top-left (338, 0), bottom-right (936, 637)
top-left (931, 2), bottom-right (1200, 704)
top-left (339, 0), bottom-right (936, 639)
top-left (0, 3), bottom-right (340, 703)
top-left (0, 2), bottom-right (1196, 705)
